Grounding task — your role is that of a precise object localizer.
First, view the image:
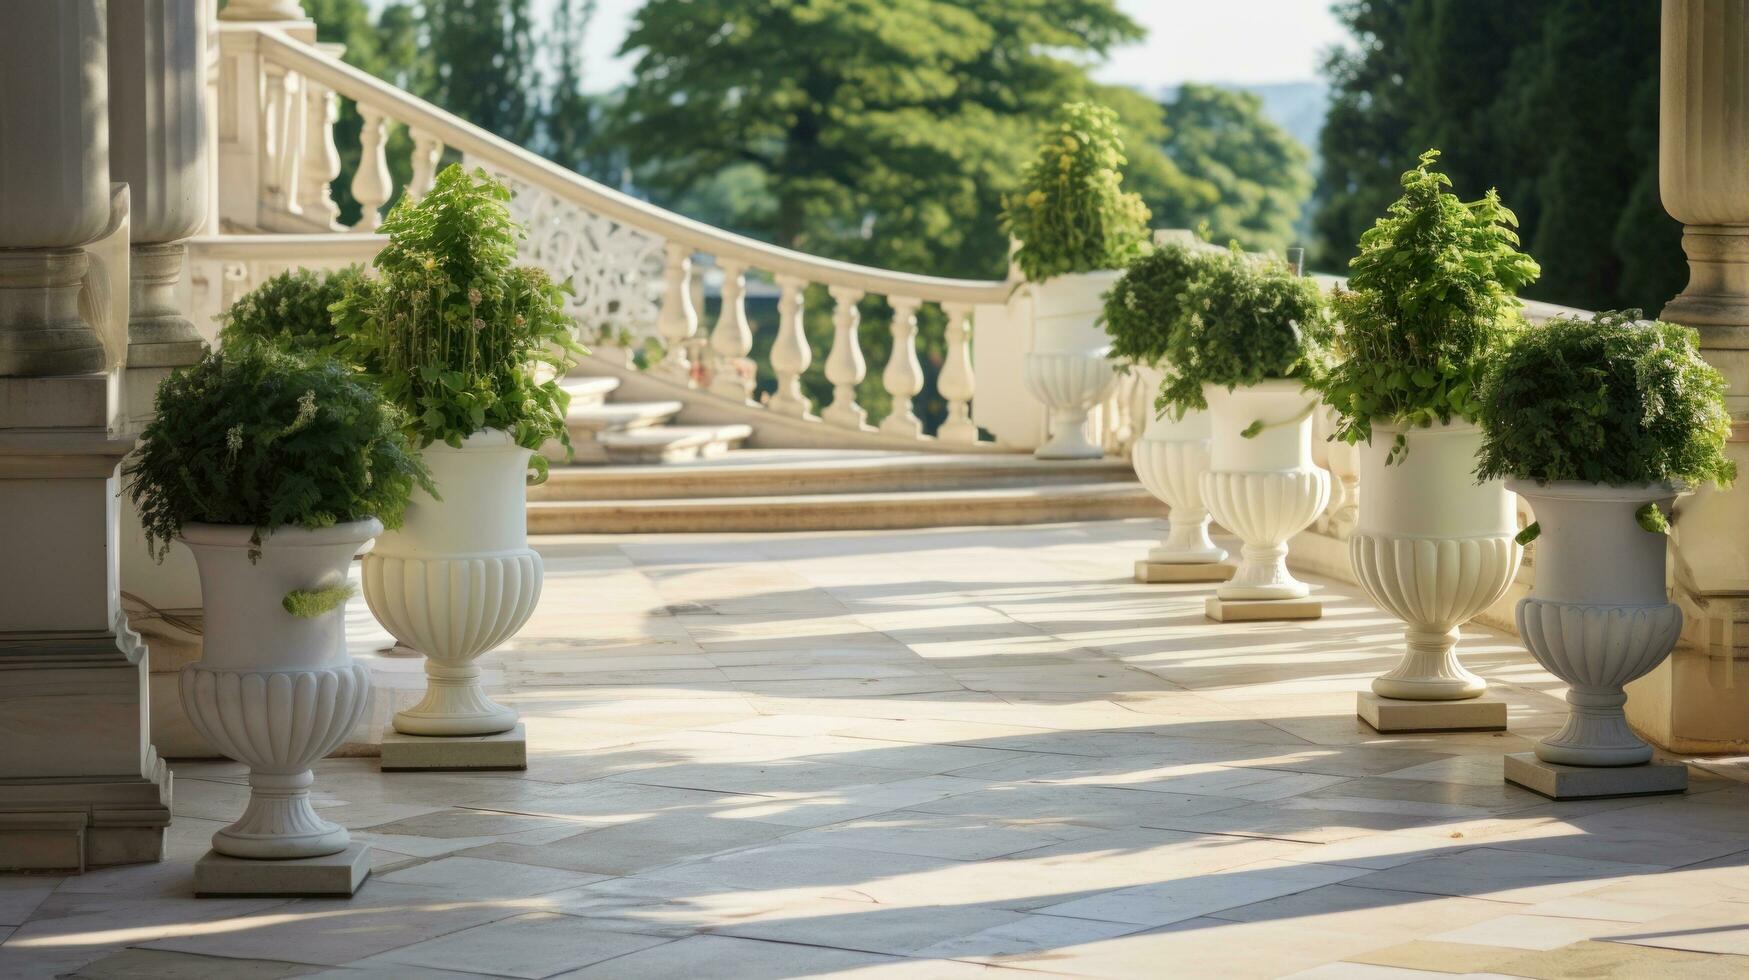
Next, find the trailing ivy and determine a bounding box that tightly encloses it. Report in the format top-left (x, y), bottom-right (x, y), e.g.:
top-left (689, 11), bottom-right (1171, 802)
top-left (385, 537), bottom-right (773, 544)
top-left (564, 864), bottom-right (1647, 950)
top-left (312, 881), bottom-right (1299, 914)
top-left (1001, 102), bottom-right (1152, 283)
top-left (218, 265), bottom-right (366, 357)
top-left (282, 583), bottom-right (358, 618)
top-left (124, 342), bottom-right (435, 562)
top-left (1320, 150), bottom-right (1540, 462)
top-left (1156, 246), bottom-right (1331, 418)
top-left (1474, 311), bottom-right (1735, 490)
top-left (1101, 242), bottom-right (1211, 368)
top-left (336, 165), bottom-right (585, 482)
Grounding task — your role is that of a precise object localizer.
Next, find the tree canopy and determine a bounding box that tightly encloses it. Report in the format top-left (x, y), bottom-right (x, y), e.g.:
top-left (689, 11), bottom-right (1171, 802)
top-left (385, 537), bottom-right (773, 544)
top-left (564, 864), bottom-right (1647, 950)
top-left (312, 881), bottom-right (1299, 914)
top-left (1151, 84), bottom-right (1311, 256)
top-left (607, 0), bottom-right (1202, 279)
top-left (1314, 0), bottom-right (1681, 313)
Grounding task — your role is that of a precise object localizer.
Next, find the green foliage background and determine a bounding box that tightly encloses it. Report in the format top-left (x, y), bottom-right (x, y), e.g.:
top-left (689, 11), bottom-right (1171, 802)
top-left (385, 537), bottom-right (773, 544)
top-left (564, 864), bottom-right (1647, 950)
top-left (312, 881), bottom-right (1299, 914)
top-left (1315, 0), bottom-right (1682, 314)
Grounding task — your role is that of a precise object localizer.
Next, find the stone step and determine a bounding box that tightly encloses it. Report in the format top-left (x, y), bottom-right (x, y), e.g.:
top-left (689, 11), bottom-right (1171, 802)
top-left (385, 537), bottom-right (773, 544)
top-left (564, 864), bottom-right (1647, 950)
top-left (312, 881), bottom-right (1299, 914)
top-left (588, 423), bottom-right (754, 464)
top-left (567, 400), bottom-right (683, 434)
top-left (531, 450), bottom-right (1138, 501)
top-left (559, 376), bottom-right (620, 410)
top-left (527, 481), bottom-right (1162, 534)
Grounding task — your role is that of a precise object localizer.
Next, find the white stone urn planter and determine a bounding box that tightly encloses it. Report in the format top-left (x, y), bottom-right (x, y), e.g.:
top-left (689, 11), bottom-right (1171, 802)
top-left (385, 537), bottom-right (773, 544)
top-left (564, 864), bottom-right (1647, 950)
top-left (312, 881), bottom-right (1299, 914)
top-left (1133, 408), bottom-right (1225, 563)
top-left (179, 519), bottom-right (379, 859)
top-left (1508, 480), bottom-right (1684, 766)
top-left (362, 429), bottom-right (542, 736)
top-left (1200, 380), bottom-right (1329, 599)
top-left (1351, 422), bottom-right (1522, 700)
top-left (1024, 271), bottom-right (1121, 459)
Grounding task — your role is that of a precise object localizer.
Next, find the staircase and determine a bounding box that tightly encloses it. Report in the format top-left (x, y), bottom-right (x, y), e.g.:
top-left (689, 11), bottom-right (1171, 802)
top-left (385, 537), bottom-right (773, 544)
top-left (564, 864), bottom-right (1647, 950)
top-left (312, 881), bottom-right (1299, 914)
top-left (532, 373), bottom-right (1159, 533)
top-left (558, 376), bottom-right (752, 464)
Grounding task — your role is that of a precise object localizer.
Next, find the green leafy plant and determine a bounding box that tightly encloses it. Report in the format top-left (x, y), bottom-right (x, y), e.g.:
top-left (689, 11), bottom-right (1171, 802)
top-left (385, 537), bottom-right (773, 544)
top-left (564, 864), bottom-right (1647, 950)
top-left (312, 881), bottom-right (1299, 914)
top-left (217, 266), bottom-right (366, 356)
top-left (336, 165), bottom-right (585, 482)
top-left (282, 583), bottom-right (359, 618)
top-left (1101, 242), bottom-right (1212, 368)
top-left (1001, 102), bottom-right (1152, 283)
top-left (1157, 246), bottom-right (1331, 418)
top-left (1320, 150), bottom-right (1541, 462)
top-left (1476, 311), bottom-right (1735, 540)
top-left (124, 342), bottom-right (435, 562)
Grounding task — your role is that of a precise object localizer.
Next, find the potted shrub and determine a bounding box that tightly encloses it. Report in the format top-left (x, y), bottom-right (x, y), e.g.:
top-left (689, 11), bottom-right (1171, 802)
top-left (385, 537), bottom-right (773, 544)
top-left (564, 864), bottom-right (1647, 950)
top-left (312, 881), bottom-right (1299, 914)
top-left (1477, 312), bottom-right (1734, 766)
top-left (218, 265), bottom-right (366, 356)
top-left (339, 164), bottom-right (583, 738)
top-left (124, 342), bottom-right (431, 858)
top-left (1321, 150), bottom-right (1541, 704)
top-left (1004, 101), bottom-right (1152, 459)
top-left (1158, 247), bottom-right (1331, 604)
top-left (1102, 240), bottom-right (1227, 573)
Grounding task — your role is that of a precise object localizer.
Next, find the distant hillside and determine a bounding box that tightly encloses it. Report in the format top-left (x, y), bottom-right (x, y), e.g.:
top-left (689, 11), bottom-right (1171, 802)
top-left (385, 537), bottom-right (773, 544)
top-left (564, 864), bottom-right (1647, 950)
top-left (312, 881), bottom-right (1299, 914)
top-left (1225, 80), bottom-right (1328, 156)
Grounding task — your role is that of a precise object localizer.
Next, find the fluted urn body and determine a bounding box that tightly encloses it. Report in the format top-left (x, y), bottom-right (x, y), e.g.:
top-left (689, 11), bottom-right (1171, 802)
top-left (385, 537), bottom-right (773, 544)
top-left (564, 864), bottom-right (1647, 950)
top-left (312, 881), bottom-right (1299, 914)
top-left (1508, 480), bottom-right (1683, 766)
top-left (1133, 408), bottom-right (1226, 563)
top-left (363, 430), bottom-right (542, 736)
top-left (1025, 271), bottom-right (1121, 459)
top-left (1351, 422), bottom-right (1521, 700)
top-left (180, 519), bottom-right (379, 859)
top-left (1200, 381), bottom-right (1329, 600)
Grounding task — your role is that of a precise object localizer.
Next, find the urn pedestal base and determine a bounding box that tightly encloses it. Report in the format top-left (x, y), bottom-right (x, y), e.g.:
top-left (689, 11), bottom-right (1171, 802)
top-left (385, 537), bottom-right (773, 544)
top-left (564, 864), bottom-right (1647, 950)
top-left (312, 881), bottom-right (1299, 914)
top-left (194, 842), bottom-right (371, 898)
top-left (1135, 560), bottom-right (1235, 584)
top-left (1504, 752), bottom-right (1687, 800)
top-left (381, 723), bottom-right (527, 772)
top-left (1204, 596), bottom-right (1322, 622)
top-left (1357, 692), bottom-right (1506, 733)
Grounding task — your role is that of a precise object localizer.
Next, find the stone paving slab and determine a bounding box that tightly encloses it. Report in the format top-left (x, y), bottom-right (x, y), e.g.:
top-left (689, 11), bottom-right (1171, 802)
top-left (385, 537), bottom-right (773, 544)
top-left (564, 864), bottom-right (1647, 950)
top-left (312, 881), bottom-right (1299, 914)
top-left (5, 520), bottom-right (1748, 979)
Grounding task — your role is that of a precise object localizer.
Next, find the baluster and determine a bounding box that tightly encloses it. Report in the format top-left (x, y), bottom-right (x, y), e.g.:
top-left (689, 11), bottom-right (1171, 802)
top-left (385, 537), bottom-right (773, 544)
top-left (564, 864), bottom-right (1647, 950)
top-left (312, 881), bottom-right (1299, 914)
top-left (769, 275), bottom-right (813, 417)
top-left (298, 53), bottom-right (342, 226)
top-left (408, 128), bottom-right (443, 201)
top-left (823, 285), bottom-right (868, 429)
top-left (260, 61), bottom-right (290, 210)
top-left (709, 259), bottom-right (754, 401)
top-left (880, 296), bottom-right (925, 438)
top-left (350, 105), bottom-right (391, 232)
top-left (655, 241), bottom-right (698, 382)
top-left (938, 302), bottom-right (977, 443)
top-left (277, 72), bottom-right (304, 215)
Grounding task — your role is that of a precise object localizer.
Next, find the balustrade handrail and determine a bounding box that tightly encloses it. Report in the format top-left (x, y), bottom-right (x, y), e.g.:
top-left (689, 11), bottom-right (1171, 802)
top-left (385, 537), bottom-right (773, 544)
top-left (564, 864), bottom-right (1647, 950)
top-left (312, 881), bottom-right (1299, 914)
top-left (255, 29), bottom-right (1014, 307)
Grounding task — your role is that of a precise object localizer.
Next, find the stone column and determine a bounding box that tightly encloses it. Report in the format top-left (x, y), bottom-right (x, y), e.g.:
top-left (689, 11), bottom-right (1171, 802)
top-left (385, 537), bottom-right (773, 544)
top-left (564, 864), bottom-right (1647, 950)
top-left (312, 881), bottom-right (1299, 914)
top-left (1633, 0), bottom-right (1749, 753)
top-left (110, 0), bottom-right (214, 756)
top-left (0, 2), bottom-right (171, 872)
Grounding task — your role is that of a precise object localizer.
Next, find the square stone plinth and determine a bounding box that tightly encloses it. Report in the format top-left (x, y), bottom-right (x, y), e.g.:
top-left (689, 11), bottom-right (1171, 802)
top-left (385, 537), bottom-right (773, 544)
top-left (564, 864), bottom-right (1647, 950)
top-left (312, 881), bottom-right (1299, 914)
top-left (194, 842), bottom-right (370, 897)
top-left (1358, 692), bottom-right (1508, 733)
top-left (1504, 752), bottom-right (1688, 800)
top-left (1135, 560), bottom-right (1235, 584)
top-left (1204, 596), bottom-right (1322, 622)
top-left (380, 724), bottom-right (527, 772)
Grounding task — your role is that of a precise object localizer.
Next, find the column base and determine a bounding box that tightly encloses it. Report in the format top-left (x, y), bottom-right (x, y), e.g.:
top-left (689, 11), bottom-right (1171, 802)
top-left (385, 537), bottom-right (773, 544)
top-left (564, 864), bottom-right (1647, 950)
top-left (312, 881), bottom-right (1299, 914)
top-left (1135, 560), bottom-right (1234, 583)
top-left (1357, 692), bottom-right (1506, 733)
top-left (0, 770), bottom-right (171, 873)
top-left (380, 723), bottom-right (526, 772)
top-left (1504, 752), bottom-right (1686, 800)
top-left (1204, 595), bottom-right (1322, 622)
top-left (194, 842), bottom-right (370, 898)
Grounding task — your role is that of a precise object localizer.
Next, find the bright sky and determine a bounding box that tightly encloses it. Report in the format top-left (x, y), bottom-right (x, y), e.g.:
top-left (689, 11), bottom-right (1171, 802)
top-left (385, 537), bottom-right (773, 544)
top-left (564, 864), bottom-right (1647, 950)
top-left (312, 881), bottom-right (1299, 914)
top-left (577, 0), bottom-right (1349, 93)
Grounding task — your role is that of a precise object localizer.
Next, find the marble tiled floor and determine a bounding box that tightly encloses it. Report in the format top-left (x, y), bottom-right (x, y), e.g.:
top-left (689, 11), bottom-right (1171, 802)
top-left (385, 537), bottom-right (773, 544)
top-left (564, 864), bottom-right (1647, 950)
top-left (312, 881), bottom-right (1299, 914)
top-left (7, 519), bottom-right (1749, 979)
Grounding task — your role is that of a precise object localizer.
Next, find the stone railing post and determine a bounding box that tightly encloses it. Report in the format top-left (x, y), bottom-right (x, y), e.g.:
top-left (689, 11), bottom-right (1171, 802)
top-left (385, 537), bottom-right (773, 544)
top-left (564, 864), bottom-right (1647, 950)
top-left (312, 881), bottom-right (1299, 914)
top-left (769, 275), bottom-right (813, 417)
top-left (823, 285), bottom-right (868, 429)
top-left (0, 0), bottom-right (171, 874)
top-left (880, 295), bottom-right (924, 438)
top-left (1629, 0), bottom-right (1749, 754)
top-left (295, 44), bottom-right (345, 227)
top-left (408, 128), bottom-right (444, 202)
top-left (655, 242), bottom-right (698, 382)
top-left (709, 260), bottom-right (754, 401)
top-left (938, 301), bottom-right (977, 443)
top-left (351, 105), bottom-right (391, 232)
